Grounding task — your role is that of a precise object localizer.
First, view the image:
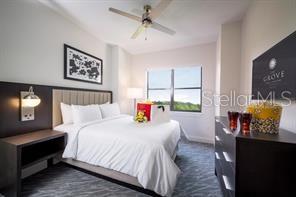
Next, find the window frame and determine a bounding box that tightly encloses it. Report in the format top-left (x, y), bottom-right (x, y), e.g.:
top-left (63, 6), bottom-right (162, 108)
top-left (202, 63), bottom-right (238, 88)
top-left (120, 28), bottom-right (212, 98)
top-left (147, 67), bottom-right (202, 113)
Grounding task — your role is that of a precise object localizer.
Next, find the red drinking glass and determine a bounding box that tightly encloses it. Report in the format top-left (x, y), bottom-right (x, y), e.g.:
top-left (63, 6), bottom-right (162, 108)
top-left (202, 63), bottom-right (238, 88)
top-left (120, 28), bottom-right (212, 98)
top-left (228, 111), bottom-right (239, 131)
top-left (239, 112), bottom-right (252, 134)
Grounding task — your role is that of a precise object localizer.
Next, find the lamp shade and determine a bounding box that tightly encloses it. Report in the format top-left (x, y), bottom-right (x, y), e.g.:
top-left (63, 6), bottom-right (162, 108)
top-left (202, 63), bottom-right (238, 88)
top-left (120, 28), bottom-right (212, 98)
top-left (22, 86), bottom-right (41, 107)
top-left (127, 88), bottom-right (143, 99)
top-left (22, 95), bottom-right (41, 107)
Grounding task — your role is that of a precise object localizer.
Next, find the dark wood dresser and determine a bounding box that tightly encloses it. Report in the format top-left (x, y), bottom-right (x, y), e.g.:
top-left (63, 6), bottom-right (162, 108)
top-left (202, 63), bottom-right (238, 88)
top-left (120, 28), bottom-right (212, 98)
top-left (215, 116), bottom-right (296, 197)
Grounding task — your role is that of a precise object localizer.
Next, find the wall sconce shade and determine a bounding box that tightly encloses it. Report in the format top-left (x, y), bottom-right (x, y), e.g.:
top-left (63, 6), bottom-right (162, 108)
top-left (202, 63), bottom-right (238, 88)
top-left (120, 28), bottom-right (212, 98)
top-left (22, 93), bottom-right (41, 107)
top-left (21, 86), bottom-right (41, 121)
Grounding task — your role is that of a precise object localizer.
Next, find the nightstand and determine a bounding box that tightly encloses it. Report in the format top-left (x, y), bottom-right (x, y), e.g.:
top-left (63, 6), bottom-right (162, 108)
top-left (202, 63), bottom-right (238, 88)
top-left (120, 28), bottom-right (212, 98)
top-left (0, 130), bottom-right (65, 197)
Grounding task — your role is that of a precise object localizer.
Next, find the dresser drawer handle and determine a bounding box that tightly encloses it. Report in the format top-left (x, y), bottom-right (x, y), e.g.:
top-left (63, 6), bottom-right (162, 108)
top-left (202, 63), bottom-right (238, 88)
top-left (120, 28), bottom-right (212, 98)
top-left (215, 136), bottom-right (221, 141)
top-left (222, 175), bottom-right (233, 190)
top-left (223, 128), bottom-right (231, 134)
top-left (215, 152), bottom-right (220, 160)
top-left (223, 151), bottom-right (232, 162)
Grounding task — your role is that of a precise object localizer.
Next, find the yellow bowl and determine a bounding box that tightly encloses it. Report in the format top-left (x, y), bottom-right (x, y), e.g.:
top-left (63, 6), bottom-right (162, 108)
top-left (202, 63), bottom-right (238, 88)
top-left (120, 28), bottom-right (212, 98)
top-left (246, 102), bottom-right (282, 134)
top-left (247, 102), bottom-right (282, 120)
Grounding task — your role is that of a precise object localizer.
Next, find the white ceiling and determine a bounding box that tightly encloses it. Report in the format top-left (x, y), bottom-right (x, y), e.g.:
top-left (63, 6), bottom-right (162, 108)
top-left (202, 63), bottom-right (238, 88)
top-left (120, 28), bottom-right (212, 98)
top-left (41, 0), bottom-right (250, 54)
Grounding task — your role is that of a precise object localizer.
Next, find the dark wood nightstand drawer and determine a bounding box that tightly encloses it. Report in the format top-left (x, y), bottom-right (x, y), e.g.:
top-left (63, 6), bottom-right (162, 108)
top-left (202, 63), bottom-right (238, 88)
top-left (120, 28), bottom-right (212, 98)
top-left (220, 156), bottom-right (235, 187)
top-left (216, 157), bottom-right (234, 197)
top-left (216, 120), bottom-right (235, 169)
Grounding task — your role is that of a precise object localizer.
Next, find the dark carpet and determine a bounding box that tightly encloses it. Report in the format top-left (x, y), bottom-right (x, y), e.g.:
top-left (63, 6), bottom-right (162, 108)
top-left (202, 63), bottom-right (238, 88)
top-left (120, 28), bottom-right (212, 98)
top-left (22, 139), bottom-right (222, 197)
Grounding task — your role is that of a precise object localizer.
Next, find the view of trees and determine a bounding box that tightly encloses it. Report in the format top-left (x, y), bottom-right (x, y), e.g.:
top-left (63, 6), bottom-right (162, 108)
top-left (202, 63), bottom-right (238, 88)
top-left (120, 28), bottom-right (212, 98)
top-left (174, 101), bottom-right (201, 111)
top-left (152, 101), bottom-right (201, 111)
top-left (148, 67), bottom-right (202, 112)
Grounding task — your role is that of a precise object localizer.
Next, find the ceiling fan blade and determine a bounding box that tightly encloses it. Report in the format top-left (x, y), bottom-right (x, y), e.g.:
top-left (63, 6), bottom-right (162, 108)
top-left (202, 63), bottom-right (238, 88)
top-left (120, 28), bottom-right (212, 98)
top-left (109, 7), bottom-right (142, 22)
top-left (151, 22), bottom-right (175, 35)
top-left (131, 25), bottom-right (146, 39)
top-left (150, 0), bottom-right (172, 20)
top-left (131, 8), bottom-right (143, 16)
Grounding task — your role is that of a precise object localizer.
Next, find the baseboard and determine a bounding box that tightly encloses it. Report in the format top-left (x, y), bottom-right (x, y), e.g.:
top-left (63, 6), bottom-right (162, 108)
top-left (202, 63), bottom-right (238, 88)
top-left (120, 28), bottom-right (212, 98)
top-left (186, 135), bottom-right (214, 144)
top-left (180, 125), bottom-right (214, 144)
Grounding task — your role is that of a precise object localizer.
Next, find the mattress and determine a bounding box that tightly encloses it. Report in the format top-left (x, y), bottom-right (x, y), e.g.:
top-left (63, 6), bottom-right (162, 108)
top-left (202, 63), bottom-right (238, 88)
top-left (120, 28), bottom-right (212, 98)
top-left (54, 114), bottom-right (181, 196)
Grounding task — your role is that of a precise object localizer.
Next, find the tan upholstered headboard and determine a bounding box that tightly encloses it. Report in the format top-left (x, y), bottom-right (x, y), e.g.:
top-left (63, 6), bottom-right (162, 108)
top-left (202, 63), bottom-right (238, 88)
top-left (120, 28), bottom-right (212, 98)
top-left (52, 89), bottom-right (112, 127)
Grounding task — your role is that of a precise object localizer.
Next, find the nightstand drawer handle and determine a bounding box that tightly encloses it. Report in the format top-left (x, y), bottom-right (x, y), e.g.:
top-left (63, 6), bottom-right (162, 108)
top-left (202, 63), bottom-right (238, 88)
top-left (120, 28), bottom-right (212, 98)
top-left (215, 136), bottom-right (221, 141)
top-left (222, 175), bottom-right (233, 190)
top-left (223, 151), bottom-right (232, 162)
top-left (223, 128), bottom-right (231, 134)
top-left (215, 152), bottom-right (220, 160)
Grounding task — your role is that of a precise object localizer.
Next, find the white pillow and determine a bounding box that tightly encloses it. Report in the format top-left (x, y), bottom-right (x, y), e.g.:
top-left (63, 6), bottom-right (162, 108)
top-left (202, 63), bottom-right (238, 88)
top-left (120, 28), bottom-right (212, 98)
top-left (60, 103), bottom-right (73, 124)
top-left (72, 104), bottom-right (102, 124)
top-left (99, 103), bottom-right (121, 118)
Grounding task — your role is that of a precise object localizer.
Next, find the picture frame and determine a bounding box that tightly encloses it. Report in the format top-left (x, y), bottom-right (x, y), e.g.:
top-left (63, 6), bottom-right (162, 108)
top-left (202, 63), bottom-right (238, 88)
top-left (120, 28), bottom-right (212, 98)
top-left (64, 44), bottom-right (103, 84)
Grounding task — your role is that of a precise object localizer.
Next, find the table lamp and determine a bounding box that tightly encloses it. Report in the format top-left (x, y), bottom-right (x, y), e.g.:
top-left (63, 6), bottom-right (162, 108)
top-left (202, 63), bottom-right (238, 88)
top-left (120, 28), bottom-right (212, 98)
top-left (127, 88), bottom-right (143, 116)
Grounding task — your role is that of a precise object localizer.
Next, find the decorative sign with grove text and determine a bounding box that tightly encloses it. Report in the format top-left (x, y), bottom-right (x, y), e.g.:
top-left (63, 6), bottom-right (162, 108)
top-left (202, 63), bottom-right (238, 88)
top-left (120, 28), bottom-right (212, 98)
top-left (252, 31), bottom-right (296, 100)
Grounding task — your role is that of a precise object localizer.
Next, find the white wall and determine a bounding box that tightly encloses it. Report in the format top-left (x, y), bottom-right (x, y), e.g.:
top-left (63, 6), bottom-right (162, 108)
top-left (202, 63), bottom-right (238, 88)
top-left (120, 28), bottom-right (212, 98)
top-left (215, 21), bottom-right (242, 116)
top-left (218, 21), bottom-right (242, 116)
top-left (0, 0), bottom-right (112, 90)
top-left (111, 46), bottom-right (132, 114)
top-left (240, 0), bottom-right (296, 132)
top-left (131, 43), bottom-right (216, 143)
top-left (215, 30), bottom-right (222, 116)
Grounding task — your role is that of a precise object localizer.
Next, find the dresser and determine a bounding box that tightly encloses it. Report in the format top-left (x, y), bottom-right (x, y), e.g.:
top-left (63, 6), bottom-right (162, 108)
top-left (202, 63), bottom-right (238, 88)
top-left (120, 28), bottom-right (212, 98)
top-left (215, 116), bottom-right (296, 197)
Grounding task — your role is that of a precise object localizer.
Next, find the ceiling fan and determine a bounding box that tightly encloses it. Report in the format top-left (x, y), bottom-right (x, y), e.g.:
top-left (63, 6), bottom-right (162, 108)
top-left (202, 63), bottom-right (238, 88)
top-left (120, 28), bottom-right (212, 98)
top-left (109, 0), bottom-right (176, 39)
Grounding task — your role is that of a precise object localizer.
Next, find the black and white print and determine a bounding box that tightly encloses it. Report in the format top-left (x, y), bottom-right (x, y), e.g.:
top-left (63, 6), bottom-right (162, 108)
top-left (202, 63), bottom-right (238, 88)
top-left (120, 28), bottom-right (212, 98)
top-left (64, 44), bottom-right (103, 84)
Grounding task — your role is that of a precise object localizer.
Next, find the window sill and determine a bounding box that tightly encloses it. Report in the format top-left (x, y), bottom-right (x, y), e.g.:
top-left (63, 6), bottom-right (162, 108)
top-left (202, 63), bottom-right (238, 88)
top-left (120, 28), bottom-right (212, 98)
top-left (170, 111), bottom-right (203, 117)
top-left (171, 110), bottom-right (201, 113)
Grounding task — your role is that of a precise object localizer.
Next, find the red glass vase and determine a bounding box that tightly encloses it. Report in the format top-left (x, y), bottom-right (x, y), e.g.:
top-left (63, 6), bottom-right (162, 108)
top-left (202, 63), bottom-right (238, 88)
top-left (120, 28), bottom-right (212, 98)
top-left (228, 111), bottom-right (239, 131)
top-left (239, 112), bottom-right (252, 135)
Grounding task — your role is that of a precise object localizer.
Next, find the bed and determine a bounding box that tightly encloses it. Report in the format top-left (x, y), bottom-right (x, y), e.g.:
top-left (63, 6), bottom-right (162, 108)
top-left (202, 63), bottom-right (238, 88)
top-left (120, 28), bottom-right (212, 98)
top-left (52, 89), bottom-right (181, 197)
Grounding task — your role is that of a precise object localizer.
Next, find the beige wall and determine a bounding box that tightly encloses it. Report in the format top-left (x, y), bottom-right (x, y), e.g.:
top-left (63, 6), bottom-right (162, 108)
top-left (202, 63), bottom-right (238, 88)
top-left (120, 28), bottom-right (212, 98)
top-left (240, 0), bottom-right (296, 132)
top-left (216, 21), bottom-right (242, 116)
top-left (111, 46), bottom-right (132, 114)
top-left (215, 29), bottom-right (222, 116)
top-left (131, 43), bottom-right (216, 143)
top-left (0, 0), bottom-right (112, 90)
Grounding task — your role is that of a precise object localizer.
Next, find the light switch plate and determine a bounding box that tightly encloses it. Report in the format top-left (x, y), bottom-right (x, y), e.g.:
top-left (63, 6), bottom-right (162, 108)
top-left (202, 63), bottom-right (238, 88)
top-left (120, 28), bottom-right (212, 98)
top-left (20, 91), bottom-right (35, 121)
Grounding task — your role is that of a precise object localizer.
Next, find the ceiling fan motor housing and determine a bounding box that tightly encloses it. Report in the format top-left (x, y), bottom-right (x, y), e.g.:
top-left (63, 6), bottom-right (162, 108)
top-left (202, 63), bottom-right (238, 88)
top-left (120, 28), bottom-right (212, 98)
top-left (142, 5), bottom-right (152, 27)
top-left (142, 16), bottom-right (152, 27)
top-left (143, 5), bottom-right (152, 12)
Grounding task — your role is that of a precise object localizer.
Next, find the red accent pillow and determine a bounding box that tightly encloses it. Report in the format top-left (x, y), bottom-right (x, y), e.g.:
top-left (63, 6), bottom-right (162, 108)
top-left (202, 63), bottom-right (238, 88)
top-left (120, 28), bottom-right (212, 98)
top-left (137, 103), bottom-right (152, 121)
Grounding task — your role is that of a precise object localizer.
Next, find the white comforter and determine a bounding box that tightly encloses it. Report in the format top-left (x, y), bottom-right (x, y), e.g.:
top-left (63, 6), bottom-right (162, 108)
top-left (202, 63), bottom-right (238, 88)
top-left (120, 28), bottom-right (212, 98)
top-left (55, 115), bottom-right (181, 196)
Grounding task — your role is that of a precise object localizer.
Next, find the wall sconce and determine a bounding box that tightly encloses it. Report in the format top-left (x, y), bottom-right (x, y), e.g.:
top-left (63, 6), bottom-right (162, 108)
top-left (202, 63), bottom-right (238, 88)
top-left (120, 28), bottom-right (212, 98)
top-left (21, 86), bottom-right (41, 121)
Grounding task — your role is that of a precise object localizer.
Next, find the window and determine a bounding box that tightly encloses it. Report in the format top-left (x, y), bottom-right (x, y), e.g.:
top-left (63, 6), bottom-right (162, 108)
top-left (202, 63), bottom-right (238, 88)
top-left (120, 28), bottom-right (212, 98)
top-left (147, 67), bottom-right (202, 112)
